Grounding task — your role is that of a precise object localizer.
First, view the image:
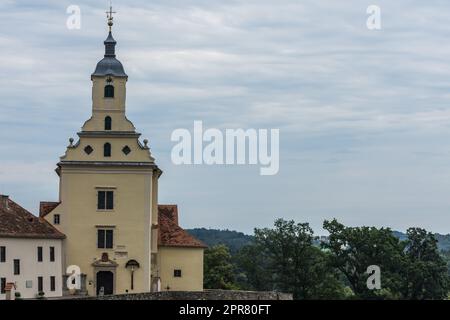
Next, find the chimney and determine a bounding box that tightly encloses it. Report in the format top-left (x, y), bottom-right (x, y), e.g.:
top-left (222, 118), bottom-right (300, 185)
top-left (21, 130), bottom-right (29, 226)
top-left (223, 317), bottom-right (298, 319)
top-left (0, 195), bottom-right (9, 210)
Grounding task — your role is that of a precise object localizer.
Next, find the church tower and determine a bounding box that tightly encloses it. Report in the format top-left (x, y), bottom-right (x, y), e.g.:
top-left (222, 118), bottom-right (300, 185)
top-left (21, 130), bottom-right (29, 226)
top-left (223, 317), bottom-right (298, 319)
top-left (44, 9), bottom-right (161, 296)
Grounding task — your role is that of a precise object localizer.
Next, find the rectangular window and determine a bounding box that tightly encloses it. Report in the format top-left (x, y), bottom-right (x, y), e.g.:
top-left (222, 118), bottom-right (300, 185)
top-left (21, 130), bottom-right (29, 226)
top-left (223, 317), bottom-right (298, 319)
top-left (50, 247), bottom-right (55, 262)
top-left (98, 229), bottom-right (105, 248)
top-left (1, 278), bottom-right (5, 294)
top-left (105, 230), bottom-right (113, 248)
top-left (174, 269), bottom-right (182, 278)
top-left (38, 276), bottom-right (43, 292)
top-left (13, 259), bottom-right (20, 275)
top-left (97, 229), bottom-right (114, 249)
top-left (98, 191), bottom-right (114, 210)
top-left (50, 276), bottom-right (56, 292)
top-left (37, 246), bottom-right (43, 262)
top-left (106, 191), bottom-right (114, 209)
top-left (0, 246), bottom-right (5, 262)
top-left (53, 214), bottom-right (60, 225)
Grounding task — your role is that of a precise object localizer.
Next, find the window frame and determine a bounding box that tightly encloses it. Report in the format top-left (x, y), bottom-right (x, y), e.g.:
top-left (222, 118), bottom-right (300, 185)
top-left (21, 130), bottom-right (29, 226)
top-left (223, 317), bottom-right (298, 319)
top-left (105, 116), bottom-right (112, 131)
top-left (84, 145), bottom-right (94, 155)
top-left (1, 278), bottom-right (5, 294)
top-left (97, 229), bottom-right (114, 249)
top-left (50, 276), bottom-right (56, 292)
top-left (37, 246), bottom-right (43, 262)
top-left (13, 259), bottom-right (20, 275)
top-left (38, 276), bottom-right (43, 293)
top-left (97, 190), bottom-right (114, 211)
top-left (50, 247), bottom-right (55, 262)
top-left (104, 143), bottom-right (112, 157)
top-left (104, 85), bottom-right (114, 98)
top-left (174, 269), bottom-right (182, 278)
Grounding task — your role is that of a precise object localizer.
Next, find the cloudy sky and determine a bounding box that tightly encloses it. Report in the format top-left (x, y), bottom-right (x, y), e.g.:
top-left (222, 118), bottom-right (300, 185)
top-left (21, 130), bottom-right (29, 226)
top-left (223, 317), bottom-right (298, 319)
top-left (2, 0), bottom-right (450, 234)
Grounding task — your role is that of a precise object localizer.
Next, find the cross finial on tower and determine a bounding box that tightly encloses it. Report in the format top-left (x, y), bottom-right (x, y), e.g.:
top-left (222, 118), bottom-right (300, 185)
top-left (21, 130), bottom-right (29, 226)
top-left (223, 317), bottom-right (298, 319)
top-left (106, 2), bottom-right (116, 32)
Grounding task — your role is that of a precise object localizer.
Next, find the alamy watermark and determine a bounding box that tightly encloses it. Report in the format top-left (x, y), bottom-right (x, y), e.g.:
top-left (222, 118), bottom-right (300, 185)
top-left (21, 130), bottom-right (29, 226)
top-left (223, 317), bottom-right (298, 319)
top-left (66, 5), bottom-right (81, 30)
top-left (171, 121), bottom-right (280, 176)
top-left (366, 265), bottom-right (381, 290)
top-left (66, 265), bottom-right (82, 290)
top-left (367, 5), bottom-right (381, 30)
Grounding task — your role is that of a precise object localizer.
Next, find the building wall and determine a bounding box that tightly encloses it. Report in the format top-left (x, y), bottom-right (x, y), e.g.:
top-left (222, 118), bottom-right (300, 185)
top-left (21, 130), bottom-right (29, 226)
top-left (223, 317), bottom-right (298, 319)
top-left (45, 70), bottom-right (158, 297)
top-left (158, 247), bottom-right (204, 292)
top-left (0, 238), bottom-right (63, 299)
top-left (47, 166), bottom-right (154, 296)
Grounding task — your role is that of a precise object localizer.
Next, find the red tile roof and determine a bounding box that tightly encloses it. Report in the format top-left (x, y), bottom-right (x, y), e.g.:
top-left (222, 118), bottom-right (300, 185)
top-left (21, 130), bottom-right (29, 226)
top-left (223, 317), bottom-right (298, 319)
top-left (39, 202), bottom-right (60, 218)
top-left (158, 205), bottom-right (207, 248)
top-left (158, 204), bottom-right (179, 225)
top-left (0, 196), bottom-right (65, 239)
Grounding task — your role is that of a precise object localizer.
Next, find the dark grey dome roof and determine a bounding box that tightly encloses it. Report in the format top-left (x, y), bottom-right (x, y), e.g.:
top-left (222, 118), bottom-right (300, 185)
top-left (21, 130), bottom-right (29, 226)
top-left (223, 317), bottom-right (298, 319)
top-left (93, 57), bottom-right (127, 77)
top-left (92, 32), bottom-right (128, 78)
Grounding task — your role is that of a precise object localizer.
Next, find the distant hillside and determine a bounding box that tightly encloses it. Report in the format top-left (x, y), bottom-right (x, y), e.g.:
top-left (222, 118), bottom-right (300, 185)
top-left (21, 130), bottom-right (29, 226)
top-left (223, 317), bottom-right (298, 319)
top-left (433, 234), bottom-right (450, 251)
top-left (187, 228), bottom-right (450, 253)
top-left (393, 231), bottom-right (450, 251)
top-left (392, 231), bottom-right (408, 242)
top-left (186, 228), bottom-right (254, 253)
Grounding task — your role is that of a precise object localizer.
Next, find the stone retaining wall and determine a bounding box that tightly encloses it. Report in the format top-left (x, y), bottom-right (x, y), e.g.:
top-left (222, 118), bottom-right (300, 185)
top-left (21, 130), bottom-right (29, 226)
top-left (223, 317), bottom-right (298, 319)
top-left (70, 289), bottom-right (292, 300)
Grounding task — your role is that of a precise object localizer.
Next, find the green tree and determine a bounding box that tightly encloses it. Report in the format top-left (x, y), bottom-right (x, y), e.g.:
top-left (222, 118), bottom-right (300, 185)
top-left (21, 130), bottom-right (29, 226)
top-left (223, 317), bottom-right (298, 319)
top-left (323, 219), bottom-right (406, 299)
top-left (402, 228), bottom-right (449, 299)
top-left (237, 219), bottom-right (346, 299)
top-left (204, 244), bottom-right (238, 290)
top-left (234, 244), bottom-right (271, 291)
top-left (323, 220), bottom-right (450, 300)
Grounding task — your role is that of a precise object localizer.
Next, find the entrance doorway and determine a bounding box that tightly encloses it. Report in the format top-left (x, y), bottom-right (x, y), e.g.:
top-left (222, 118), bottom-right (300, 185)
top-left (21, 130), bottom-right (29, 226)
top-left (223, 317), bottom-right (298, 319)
top-left (96, 271), bottom-right (114, 296)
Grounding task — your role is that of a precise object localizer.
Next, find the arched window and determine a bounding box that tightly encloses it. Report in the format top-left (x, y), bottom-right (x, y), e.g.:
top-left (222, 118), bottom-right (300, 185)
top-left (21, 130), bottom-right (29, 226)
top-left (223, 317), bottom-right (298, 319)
top-left (104, 143), bottom-right (111, 157)
top-left (105, 116), bottom-right (112, 131)
top-left (104, 85), bottom-right (114, 98)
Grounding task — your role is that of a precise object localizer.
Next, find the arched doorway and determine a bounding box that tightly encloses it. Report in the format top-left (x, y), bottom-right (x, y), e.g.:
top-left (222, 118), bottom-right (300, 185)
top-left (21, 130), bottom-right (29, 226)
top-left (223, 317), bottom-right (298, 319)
top-left (96, 271), bottom-right (114, 296)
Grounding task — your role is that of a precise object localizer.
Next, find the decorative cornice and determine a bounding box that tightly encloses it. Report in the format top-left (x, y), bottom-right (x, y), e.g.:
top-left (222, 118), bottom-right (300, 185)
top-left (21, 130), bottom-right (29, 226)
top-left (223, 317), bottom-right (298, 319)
top-left (58, 161), bottom-right (158, 169)
top-left (77, 131), bottom-right (141, 138)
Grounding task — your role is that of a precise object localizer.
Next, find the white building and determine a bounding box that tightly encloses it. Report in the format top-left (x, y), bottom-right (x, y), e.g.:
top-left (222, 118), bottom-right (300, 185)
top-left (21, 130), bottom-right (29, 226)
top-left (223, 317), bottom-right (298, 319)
top-left (0, 195), bottom-right (65, 300)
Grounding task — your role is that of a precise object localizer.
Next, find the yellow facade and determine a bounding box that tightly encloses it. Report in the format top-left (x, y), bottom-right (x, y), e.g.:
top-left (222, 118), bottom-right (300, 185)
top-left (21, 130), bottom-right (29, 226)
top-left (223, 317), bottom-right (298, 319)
top-left (47, 168), bottom-right (155, 295)
top-left (44, 23), bottom-right (204, 296)
top-left (159, 247), bottom-right (204, 292)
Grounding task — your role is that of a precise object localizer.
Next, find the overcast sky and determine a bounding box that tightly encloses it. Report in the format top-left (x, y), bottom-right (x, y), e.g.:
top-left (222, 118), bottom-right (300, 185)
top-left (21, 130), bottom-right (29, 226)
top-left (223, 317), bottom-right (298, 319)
top-left (2, 0), bottom-right (450, 234)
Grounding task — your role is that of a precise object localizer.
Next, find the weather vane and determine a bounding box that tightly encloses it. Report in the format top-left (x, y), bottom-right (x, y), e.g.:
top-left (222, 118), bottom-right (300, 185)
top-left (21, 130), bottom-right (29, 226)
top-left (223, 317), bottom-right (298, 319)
top-left (106, 1), bottom-right (116, 32)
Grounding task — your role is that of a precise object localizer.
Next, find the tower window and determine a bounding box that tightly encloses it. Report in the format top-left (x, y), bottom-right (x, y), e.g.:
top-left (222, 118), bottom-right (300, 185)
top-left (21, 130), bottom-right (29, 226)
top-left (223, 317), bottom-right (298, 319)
top-left (105, 116), bottom-right (112, 130)
top-left (97, 229), bottom-right (114, 249)
top-left (98, 191), bottom-right (114, 210)
top-left (84, 145), bottom-right (93, 155)
top-left (104, 85), bottom-right (114, 98)
top-left (104, 143), bottom-right (111, 157)
top-left (53, 214), bottom-right (60, 225)
top-left (122, 146), bottom-right (131, 155)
